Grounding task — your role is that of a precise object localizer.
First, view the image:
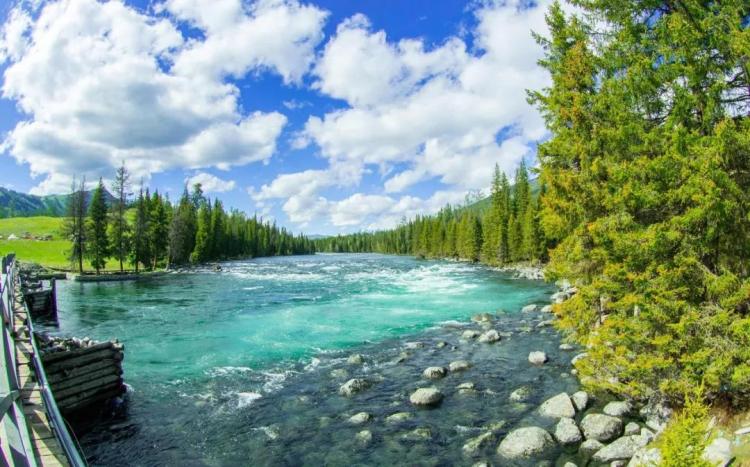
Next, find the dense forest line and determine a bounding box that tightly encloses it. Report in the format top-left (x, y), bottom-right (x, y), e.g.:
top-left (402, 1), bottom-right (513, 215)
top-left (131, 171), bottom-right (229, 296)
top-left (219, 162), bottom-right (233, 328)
top-left (318, 0), bottom-right (750, 423)
top-left (64, 166), bottom-right (314, 273)
top-left (316, 161), bottom-right (545, 265)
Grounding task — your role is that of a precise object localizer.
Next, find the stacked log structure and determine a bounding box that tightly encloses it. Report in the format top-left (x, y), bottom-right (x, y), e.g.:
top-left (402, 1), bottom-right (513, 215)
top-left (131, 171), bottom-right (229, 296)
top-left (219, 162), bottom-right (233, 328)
top-left (37, 335), bottom-right (126, 415)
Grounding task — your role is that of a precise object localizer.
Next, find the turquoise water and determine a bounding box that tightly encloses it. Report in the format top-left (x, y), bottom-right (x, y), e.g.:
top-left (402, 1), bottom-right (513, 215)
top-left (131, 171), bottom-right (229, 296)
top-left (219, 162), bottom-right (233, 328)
top-left (46, 253), bottom-right (570, 466)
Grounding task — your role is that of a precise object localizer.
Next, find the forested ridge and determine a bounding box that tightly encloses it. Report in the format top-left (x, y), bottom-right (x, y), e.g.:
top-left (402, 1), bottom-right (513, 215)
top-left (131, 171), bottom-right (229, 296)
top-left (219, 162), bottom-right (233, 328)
top-left (64, 167), bottom-right (314, 273)
top-left (316, 161), bottom-right (545, 265)
top-left (318, 0), bottom-right (750, 413)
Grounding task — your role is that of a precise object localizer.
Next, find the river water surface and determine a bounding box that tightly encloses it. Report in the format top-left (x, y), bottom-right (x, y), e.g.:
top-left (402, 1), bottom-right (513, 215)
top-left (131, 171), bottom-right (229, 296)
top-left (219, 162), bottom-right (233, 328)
top-left (44, 253), bottom-right (578, 466)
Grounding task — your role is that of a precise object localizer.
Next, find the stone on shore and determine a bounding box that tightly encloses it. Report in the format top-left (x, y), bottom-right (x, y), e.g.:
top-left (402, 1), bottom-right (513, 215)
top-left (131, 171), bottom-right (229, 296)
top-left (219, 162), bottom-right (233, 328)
top-left (462, 431), bottom-right (495, 457)
top-left (423, 366), bottom-right (448, 379)
top-left (409, 387), bottom-right (443, 406)
top-left (624, 422), bottom-right (640, 436)
top-left (541, 304), bottom-right (553, 313)
top-left (528, 351), bottom-right (548, 365)
top-left (639, 399), bottom-right (672, 433)
top-left (478, 329), bottom-right (500, 343)
top-left (539, 393), bottom-right (576, 418)
top-left (579, 439), bottom-right (604, 457)
top-left (628, 447), bottom-right (662, 466)
top-left (348, 412), bottom-right (371, 425)
top-left (497, 426), bottom-right (556, 459)
top-left (571, 391), bottom-right (589, 411)
top-left (554, 417), bottom-right (582, 445)
top-left (522, 304), bottom-right (538, 313)
top-left (703, 437), bottom-right (732, 466)
top-left (509, 386), bottom-right (532, 402)
top-left (604, 400), bottom-right (634, 417)
top-left (385, 412), bottom-right (413, 424)
top-left (580, 414), bottom-right (623, 442)
top-left (571, 352), bottom-right (588, 366)
top-left (449, 360), bottom-right (472, 372)
top-left (592, 435), bottom-right (648, 463)
top-left (339, 378), bottom-right (371, 396)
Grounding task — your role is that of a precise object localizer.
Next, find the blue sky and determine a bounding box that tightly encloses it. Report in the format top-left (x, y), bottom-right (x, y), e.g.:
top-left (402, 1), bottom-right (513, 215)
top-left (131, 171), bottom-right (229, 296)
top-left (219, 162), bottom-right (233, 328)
top-left (0, 0), bottom-right (552, 234)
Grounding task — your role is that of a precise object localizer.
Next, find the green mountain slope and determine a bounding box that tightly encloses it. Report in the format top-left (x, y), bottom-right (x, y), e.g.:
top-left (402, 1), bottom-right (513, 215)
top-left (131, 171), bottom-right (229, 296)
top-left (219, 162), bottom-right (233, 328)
top-left (0, 187), bottom-right (116, 217)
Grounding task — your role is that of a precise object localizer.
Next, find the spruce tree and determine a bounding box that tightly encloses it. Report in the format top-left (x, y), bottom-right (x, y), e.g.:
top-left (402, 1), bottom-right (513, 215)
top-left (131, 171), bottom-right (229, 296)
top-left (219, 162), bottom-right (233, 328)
top-left (110, 162), bottom-right (131, 272)
top-left (131, 185), bottom-right (150, 273)
top-left (62, 176), bottom-right (87, 273)
top-left (86, 178), bottom-right (109, 274)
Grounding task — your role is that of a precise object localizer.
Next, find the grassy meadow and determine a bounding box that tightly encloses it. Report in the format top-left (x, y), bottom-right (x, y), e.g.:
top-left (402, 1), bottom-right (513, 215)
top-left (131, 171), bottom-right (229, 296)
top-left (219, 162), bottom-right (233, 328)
top-left (0, 216), bottom-right (72, 269)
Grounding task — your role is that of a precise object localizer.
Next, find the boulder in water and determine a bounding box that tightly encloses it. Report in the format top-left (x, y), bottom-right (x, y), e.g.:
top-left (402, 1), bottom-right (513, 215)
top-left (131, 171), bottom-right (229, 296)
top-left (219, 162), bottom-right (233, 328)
top-left (339, 378), bottom-right (371, 397)
top-left (449, 360), bottom-right (472, 372)
top-left (422, 366), bottom-right (448, 379)
top-left (462, 330), bottom-right (481, 340)
top-left (471, 313), bottom-right (493, 323)
top-left (356, 430), bottom-right (373, 445)
top-left (592, 434), bottom-right (648, 463)
top-left (330, 368), bottom-right (349, 379)
top-left (400, 427), bottom-right (432, 441)
top-left (409, 387), bottom-right (443, 406)
top-left (559, 343), bottom-right (574, 351)
top-left (539, 393), bottom-right (576, 418)
top-left (528, 351), bottom-right (548, 365)
top-left (521, 304), bottom-right (538, 313)
top-left (478, 329), bottom-right (500, 343)
top-left (497, 426), bottom-right (556, 459)
top-left (385, 412), bottom-right (413, 424)
top-left (347, 354), bottom-right (364, 365)
top-left (509, 386), bottom-right (532, 402)
top-left (348, 412), bottom-right (371, 425)
top-left (462, 431), bottom-right (495, 457)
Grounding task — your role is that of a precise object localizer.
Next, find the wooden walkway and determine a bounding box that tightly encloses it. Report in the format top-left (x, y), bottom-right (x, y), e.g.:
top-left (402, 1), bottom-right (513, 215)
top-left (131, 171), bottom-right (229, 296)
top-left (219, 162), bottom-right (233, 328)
top-left (0, 254), bottom-right (85, 467)
top-left (12, 279), bottom-right (68, 466)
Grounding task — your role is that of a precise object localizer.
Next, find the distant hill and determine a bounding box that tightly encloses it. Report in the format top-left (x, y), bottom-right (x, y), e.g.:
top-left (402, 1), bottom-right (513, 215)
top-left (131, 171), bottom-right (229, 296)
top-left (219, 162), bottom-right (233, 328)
top-left (0, 187), bottom-right (116, 218)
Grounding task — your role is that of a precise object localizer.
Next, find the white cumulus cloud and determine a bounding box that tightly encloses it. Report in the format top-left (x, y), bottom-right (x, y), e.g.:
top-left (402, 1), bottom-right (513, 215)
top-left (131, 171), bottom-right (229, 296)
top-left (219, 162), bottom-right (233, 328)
top-left (186, 172), bottom-right (237, 193)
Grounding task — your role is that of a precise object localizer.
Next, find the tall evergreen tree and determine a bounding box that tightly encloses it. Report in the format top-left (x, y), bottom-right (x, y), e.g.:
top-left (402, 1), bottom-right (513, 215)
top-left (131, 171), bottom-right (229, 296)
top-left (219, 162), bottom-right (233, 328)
top-left (86, 178), bottom-right (109, 274)
top-left (62, 177), bottom-right (87, 273)
top-left (110, 162), bottom-right (131, 272)
top-left (131, 184), bottom-right (151, 272)
top-left (169, 187), bottom-right (198, 266)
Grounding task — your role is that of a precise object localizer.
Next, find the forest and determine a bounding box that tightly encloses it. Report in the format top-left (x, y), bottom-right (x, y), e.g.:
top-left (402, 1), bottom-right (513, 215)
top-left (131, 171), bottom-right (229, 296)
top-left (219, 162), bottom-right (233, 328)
top-left (318, 0), bottom-right (750, 415)
top-left (63, 166), bottom-right (315, 274)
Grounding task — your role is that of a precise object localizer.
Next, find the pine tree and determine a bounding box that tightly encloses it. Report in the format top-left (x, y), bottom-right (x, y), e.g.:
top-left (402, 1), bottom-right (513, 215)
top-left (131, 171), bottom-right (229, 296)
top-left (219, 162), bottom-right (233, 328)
top-left (131, 184), bottom-right (150, 273)
top-left (62, 176), bottom-right (87, 273)
top-left (191, 200), bottom-right (212, 264)
top-left (86, 178), bottom-right (109, 274)
top-left (110, 162), bottom-right (131, 272)
top-left (149, 191), bottom-right (169, 269)
top-left (168, 187), bottom-right (197, 266)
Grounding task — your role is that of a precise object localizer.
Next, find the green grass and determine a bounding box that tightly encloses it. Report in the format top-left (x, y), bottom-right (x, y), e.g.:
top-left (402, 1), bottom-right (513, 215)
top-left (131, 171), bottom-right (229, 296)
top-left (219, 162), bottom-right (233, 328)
top-left (0, 216), bottom-right (72, 268)
top-left (0, 216), bottom-right (65, 240)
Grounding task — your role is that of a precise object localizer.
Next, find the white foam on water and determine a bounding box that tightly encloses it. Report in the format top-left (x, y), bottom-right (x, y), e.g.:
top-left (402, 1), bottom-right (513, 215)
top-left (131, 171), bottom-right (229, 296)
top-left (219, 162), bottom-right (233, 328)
top-left (237, 392), bottom-right (263, 408)
top-left (206, 366), bottom-right (254, 377)
top-left (243, 286), bottom-right (264, 291)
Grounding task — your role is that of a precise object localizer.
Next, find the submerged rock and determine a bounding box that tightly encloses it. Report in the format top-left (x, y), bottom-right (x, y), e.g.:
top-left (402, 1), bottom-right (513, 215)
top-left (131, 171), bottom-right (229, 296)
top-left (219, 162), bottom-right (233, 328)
top-left (462, 330), bottom-right (481, 340)
top-left (409, 387), bottom-right (443, 406)
top-left (463, 431), bottom-right (495, 457)
top-left (471, 313), bottom-right (494, 323)
top-left (355, 430), bottom-right (373, 445)
top-left (559, 343), bottom-right (574, 351)
top-left (539, 393), bottom-right (576, 419)
top-left (330, 368), bottom-right (348, 379)
top-left (423, 366), bottom-right (448, 379)
top-left (528, 351), bottom-right (548, 365)
top-left (385, 412), bottom-right (413, 424)
top-left (339, 378), bottom-right (371, 397)
top-left (478, 330), bottom-right (500, 343)
top-left (541, 304), bottom-right (553, 313)
top-left (400, 427), bottom-right (432, 442)
top-left (404, 341), bottom-right (425, 350)
top-left (497, 426), bottom-right (556, 459)
top-left (457, 382), bottom-right (475, 390)
top-left (521, 304), bottom-right (538, 313)
top-left (348, 412), bottom-right (371, 425)
top-left (554, 417), bottom-right (582, 445)
top-left (449, 360), bottom-right (472, 372)
top-left (347, 354), bottom-right (364, 365)
top-left (580, 414), bottom-right (623, 442)
top-left (436, 340), bottom-right (448, 348)
top-left (509, 386), bottom-right (532, 402)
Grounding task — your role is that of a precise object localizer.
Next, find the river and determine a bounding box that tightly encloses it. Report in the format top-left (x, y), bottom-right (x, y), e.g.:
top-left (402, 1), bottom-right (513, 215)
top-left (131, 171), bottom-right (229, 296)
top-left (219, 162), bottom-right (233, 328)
top-left (43, 253), bottom-right (579, 466)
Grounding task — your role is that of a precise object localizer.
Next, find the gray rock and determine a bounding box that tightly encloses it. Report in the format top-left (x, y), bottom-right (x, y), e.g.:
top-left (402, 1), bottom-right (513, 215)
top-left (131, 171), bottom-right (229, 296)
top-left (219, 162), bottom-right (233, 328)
top-left (554, 417), bottom-right (582, 445)
top-left (571, 391), bottom-right (589, 411)
top-left (385, 412), bottom-right (412, 424)
top-left (611, 461), bottom-right (627, 467)
top-left (624, 422), bottom-right (640, 436)
top-left (497, 426), bottom-right (556, 459)
top-left (580, 439), bottom-right (605, 456)
top-left (339, 378), bottom-right (371, 396)
top-left (528, 351), bottom-right (548, 365)
top-left (604, 400), bottom-right (634, 417)
top-left (541, 304), bottom-right (553, 313)
top-left (463, 431), bottom-right (495, 457)
top-left (423, 366), bottom-right (448, 379)
top-left (462, 330), bottom-right (481, 340)
top-left (639, 398), bottom-right (672, 433)
top-left (479, 329), bottom-right (501, 343)
top-left (409, 387), bottom-right (443, 406)
top-left (559, 343), bottom-right (574, 351)
top-left (347, 353), bottom-right (364, 364)
top-left (483, 421), bottom-right (507, 433)
top-left (347, 412), bottom-right (371, 424)
top-left (537, 319), bottom-right (554, 328)
top-left (355, 429), bottom-right (372, 445)
top-left (472, 462), bottom-right (491, 467)
top-left (405, 341), bottom-right (425, 349)
top-left (450, 360), bottom-right (472, 372)
top-left (703, 437), bottom-right (732, 466)
top-left (627, 447), bottom-right (661, 466)
top-left (591, 435), bottom-right (648, 463)
top-left (580, 413), bottom-right (623, 442)
top-left (436, 340), bottom-right (448, 348)
top-left (539, 392), bottom-right (576, 418)
top-left (640, 428), bottom-right (655, 443)
top-left (563, 463), bottom-right (577, 467)
top-left (522, 304), bottom-right (538, 313)
top-left (509, 386), bottom-right (532, 402)
top-left (400, 427), bottom-right (432, 441)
